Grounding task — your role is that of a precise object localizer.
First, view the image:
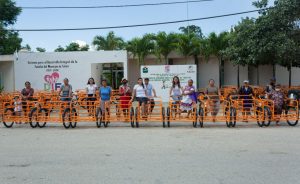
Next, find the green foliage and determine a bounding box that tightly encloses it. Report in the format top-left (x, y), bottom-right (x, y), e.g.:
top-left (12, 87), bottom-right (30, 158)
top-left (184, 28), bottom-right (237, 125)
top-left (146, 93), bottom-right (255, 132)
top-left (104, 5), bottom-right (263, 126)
top-left (0, 0), bottom-right (22, 54)
top-left (225, 0), bottom-right (300, 68)
top-left (126, 34), bottom-right (155, 65)
top-left (21, 44), bottom-right (31, 51)
top-left (204, 32), bottom-right (230, 61)
top-left (54, 42), bottom-right (89, 52)
top-left (92, 31), bottom-right (125, 50)
top-left (153, 31), bottom-right (178, 64)
top-left (176, 33), bottom-right (197, 58)
top-left (179, 25), bottom-right (203, 38)
top-left (54, 45), bottom-right (65, 52)
top-left (0, 86), bottom-right (4, 93)
top-left (36, 47), bottom-right (46, 52)
top-left (0, 0), bottom-right (21, 26)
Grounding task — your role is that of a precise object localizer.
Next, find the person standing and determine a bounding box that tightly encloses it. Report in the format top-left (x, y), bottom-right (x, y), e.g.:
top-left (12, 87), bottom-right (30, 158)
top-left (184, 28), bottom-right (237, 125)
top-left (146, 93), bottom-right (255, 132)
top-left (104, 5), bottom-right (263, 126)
top-left (86, 77), bottom-right (97, 115)
top-left (144, 78), bottom-right (157, 113)
top-left (169, 76), bottom-right (183, 118)
top-left (99, 79), bottom-right (112, 113)
top-left (21, 81), bottom-right (34, 116)
top-left (14, 96), bottom-right (22, 124)
top-left (59, 78), bottom-right (73, 102)
top-left (132, 78), bottom-right (148, 117)
top-left (205, 79), bottom-right (221, 122)
top-left (119, 78), bottom-right (131, 117)
top-left (169, 76), bottom-right (183, 101)
top-left (239, 80), bottom-right (254, 121)
top-left (21, 81), bottom-right (34, 100)
top-left (268, 84), bottom-right (285, 124)
top-left (265, 77), bottom-right (276, 93)
top-left (180, 79), bottom-right (197, 118)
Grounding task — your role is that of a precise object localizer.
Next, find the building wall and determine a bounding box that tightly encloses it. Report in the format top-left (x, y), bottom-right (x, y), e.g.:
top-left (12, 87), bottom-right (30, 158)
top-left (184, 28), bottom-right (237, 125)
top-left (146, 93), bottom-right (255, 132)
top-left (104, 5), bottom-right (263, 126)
top-left (276, 65), bottom-right (300, 86)
top-left (249, 65), bottom-right (274, 86)
top-left (224, 61), bottom-right (248, 87)
top-left (1, 53), bottom-right (299, 92)
top-left (197, 57), bottom-right (219, 88)
top-left (90, 63), bottom-right (103, 88)
top-left (14, 51), bottom-right (127, 91)
top-left (0, 61), bottom-right (14, 92)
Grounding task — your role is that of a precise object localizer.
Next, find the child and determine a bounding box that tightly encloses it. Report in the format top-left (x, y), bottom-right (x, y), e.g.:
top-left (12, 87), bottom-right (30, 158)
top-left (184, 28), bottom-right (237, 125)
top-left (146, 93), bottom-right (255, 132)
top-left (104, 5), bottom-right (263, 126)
top-left (14, 96), bottom-right (22, 124)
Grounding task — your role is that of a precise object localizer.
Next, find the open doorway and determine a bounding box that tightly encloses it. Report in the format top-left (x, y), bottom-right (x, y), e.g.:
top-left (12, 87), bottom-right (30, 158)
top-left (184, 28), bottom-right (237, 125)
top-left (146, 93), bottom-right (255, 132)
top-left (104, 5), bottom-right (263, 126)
top-left (91, 63), bottom-right (124, 89)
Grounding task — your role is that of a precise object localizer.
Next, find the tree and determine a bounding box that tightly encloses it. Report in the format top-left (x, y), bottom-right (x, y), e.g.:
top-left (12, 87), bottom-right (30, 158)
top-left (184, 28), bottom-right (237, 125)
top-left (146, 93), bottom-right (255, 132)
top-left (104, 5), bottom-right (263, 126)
top-left (0, 29), bottom-right (22, 54)
top-left (201, 32), bottom-right (230, 87)
top-left (0, 0), bottom-right (22, 54)
top-left (179, 25), bottom-right (203, 38)
top-left (153, 32), bottom-right (178, 64)
top-left (178, 25), bottom-right (204, 87)
top-left (126, 34), bottom-right (155, 65)
top-left (54, 43), bottom-right (89, 52)
top-left (65, 42), bottom-right (89, 51)
top-left (225, 0), bottom-right (300, 87)
top-left (54, 45), bottom-right (65, 52)
top-left (92, 31), bottom-right (125, 50)
top-left (223, 18), bottom-right (257, 87)
top-left (21, 44), bottom-right (31, 51)
top-left (253, 0), bottom-right (300, 86)
top-left (36, 47), bottom-right (46, 52)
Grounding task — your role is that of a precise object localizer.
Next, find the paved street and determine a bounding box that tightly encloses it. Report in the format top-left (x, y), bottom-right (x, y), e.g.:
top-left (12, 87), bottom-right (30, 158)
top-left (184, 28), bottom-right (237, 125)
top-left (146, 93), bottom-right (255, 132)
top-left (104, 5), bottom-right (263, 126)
top-left (0, 122), bottom-right (299, 184)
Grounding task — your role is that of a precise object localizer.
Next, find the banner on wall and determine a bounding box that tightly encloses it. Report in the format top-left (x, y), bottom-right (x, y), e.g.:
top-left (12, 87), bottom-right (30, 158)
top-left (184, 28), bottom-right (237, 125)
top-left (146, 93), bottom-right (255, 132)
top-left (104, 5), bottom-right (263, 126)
top-left (140, 65), bottom-right (197, 102)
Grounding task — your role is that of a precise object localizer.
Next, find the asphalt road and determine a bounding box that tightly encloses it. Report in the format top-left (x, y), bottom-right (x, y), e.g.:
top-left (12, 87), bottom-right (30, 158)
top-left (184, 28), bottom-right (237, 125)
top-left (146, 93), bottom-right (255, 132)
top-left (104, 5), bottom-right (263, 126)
top-left (0, 122), bottom-right (299, 184)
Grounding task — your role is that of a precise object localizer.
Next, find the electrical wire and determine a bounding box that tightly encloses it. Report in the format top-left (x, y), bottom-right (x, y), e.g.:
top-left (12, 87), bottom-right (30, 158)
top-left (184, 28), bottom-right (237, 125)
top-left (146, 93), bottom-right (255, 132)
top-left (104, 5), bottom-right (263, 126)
top-left (20, 0), bottom-right (213, 9)
top-left (10, 9), bottom-right (269, 32)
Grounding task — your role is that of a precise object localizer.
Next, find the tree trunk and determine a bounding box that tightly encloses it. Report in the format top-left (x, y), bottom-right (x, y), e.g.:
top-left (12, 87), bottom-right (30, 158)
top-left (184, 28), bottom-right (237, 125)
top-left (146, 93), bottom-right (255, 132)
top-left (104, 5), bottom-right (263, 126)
top-left (110, 63), bottom-right (113, 88)
top-left (219, 59), bottom-right (224, 88)
top-left (272, 64), bottom-right (276, 78)
top-left (237, 65), bottom-right (240, 88)
top-left (194, 55), bottom-right (199, 88)
top-left (256, 66), bottom-right (259, 86)
top-left (288, 66), bottom-right (292, 87)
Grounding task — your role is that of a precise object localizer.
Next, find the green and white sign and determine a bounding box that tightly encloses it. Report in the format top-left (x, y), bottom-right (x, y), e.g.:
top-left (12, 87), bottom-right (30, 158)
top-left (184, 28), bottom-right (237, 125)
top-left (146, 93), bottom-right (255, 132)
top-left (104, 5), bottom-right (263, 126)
top-left (141, 65), bottom-right (197, 102)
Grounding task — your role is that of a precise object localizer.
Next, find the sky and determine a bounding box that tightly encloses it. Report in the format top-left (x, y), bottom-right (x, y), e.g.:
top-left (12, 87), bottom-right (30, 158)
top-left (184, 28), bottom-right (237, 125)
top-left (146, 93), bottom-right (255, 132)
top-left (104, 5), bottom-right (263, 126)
top-left (13, 0), bottom-right (274, 52)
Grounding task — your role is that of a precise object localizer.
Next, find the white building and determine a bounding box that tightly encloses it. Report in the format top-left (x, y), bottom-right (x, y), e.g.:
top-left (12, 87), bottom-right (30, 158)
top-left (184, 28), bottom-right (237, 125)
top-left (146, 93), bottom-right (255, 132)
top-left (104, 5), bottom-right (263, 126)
top-left (0, 51), bottom-right (299, 92)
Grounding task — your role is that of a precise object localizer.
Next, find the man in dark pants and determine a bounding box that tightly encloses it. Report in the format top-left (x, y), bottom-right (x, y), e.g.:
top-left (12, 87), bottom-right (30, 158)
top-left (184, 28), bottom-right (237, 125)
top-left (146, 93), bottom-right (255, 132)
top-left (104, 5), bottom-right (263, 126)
top-left (144, 78), bottom-right (157, 113)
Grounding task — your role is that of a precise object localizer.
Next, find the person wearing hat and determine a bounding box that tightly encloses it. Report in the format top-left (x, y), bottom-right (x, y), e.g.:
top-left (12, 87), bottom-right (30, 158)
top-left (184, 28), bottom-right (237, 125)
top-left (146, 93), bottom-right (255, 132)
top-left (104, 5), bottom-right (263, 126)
top-left (265, 77), bottom-right (276, 93)
top-left (119, 78), bottom-right (131, 117)
top-left (59, 78), bottom-right (73, 101)
top-left (238, 80), bottom-right (254, 121)
top-left (268, 84), bottom-right (285, 124)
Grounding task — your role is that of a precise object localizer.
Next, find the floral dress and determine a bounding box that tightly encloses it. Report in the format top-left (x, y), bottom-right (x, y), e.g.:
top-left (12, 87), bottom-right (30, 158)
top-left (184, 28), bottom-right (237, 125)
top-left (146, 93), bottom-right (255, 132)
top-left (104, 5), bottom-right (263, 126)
top-left (180, 85), bottom-right (196, 111)
top-left (270, 91), bottom-right (284, 115)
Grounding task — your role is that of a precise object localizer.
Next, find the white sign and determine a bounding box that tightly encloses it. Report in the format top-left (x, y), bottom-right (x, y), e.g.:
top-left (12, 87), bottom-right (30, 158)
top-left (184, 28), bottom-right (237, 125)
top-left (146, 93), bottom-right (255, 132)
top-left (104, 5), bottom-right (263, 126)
top-left (141, 65), bottom-right (197, 102)
top-left (14, 51), bottom-right (127, 91)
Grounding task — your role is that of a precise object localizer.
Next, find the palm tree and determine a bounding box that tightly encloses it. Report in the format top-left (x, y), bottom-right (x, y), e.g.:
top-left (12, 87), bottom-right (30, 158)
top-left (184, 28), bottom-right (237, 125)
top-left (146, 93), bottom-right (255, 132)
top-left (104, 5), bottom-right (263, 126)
top-left (204, 32), bottom-right (230, 88)
top-left (92, 31), bottom-right (125, 50)
top-left (126, 34), bottom-right (155, 66)
top-left (176, 33), bottom-right (202, 87)
top-left (153, 32), bottom-right (178, 64)
top-left (92, 31), bottom-right (125, 88)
